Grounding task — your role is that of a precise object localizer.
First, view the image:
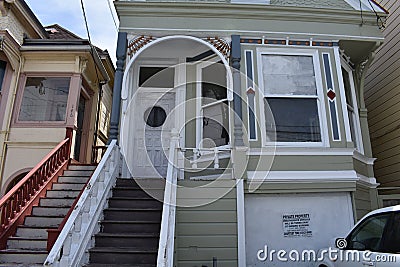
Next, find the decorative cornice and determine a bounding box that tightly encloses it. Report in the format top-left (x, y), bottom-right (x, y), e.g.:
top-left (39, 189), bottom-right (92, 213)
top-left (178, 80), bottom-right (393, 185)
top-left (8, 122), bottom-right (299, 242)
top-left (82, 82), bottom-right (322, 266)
top-left (127, 35), bottom-right (231, 60)
top-left (127, 35), bottom-right (155, 58)
top-left (0, 0), bottom-right (14, 17)
top-left (115, 2), bottom-right (384, 26)
top-left (204, 37), bottom-right (230, 59)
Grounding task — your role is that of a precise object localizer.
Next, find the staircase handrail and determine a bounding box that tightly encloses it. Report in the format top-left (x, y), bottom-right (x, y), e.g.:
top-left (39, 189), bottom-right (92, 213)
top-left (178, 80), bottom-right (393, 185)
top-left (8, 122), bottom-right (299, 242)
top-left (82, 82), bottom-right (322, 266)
top-left (157, 130), bottom-right (179, 267)
top-left (0, 138), bottom-right (71, 249)
top-left (44, 139), bottom-right (120, 267)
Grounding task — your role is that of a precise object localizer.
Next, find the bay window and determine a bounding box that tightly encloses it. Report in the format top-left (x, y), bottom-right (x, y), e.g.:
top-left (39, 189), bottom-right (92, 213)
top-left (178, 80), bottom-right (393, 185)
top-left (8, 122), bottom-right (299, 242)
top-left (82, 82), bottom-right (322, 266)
top-left (341, 63), bottom-right (363, 152)
top-left (18, 77), bottom-right (71, 122)
top-left (260, 52), bottom-right (324, 145)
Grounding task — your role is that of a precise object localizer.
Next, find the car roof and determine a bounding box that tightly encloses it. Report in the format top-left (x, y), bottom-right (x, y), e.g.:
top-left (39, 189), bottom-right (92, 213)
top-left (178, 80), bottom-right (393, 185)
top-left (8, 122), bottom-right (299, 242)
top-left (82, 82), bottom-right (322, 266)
top-left (358, 205), bottom-right (400, 224)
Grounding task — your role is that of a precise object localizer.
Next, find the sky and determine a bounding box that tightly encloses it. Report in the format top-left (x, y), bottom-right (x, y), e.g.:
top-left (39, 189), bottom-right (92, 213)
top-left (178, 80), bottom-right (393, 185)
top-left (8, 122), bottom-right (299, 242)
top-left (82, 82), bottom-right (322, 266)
top-left (25, 0), bottom-right (119, 63)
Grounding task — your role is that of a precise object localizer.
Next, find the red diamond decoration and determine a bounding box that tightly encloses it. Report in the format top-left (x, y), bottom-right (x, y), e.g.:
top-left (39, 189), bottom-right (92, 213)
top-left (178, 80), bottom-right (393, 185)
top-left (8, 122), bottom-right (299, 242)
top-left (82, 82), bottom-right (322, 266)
top-left (327, 89), bottom-right (336, 100)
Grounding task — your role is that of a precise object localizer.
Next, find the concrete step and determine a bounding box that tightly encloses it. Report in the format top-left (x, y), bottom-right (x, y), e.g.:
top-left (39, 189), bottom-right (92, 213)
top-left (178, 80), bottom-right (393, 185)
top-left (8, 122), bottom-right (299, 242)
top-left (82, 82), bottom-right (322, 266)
top-left (7, 237), bottom-right (47, 250)
top-left (95, 233), bottom-right (159, 248)
top-left (68, 165), bottom-right (96, 171)
top-left (0, 249), bottom-right (47, 264)
top-left (63, 170), bottom-right (93, 177)
top-left (52, 183), bottom-right (85, 191)
top-left (32, 206), bottom-right (69, 217)
top-left (15, 226), bottom-right (51, 238)
top-left (24, 215), bottom-right (63, 228)
top-left (46, 189), bottom-right (80, 198)
top-left (58, 176), bottom-right (88, 184)
top-left (104, 208), bottom-right (162, 221)
top-left (40, 197), bottom-right (75, 207)
top-left (100, 221), bottom-right (161, 234)
top-left (89, 247), bottom-right (157, 265)
top-left (108, 197), bottom-right (162, 209)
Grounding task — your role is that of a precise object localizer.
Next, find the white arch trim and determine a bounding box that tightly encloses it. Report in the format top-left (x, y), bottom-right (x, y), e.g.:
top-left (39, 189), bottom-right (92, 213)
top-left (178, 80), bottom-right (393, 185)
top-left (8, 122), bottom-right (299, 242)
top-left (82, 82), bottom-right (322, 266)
top-left (121, 35), bottom-right (233, 102)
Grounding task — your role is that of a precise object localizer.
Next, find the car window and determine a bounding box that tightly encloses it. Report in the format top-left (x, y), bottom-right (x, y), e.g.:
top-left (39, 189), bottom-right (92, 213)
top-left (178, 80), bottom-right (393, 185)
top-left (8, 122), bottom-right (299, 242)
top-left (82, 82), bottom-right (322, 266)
top-left (346, 213), bottom-right (392, 252)
top-left (380, 212), bottom-right (400, 253)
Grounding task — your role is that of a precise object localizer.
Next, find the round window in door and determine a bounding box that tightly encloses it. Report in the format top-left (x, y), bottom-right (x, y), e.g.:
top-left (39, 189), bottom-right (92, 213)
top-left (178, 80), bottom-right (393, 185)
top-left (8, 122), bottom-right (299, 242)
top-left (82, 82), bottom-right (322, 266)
top-left (144, 106), bottom-right (167, 127)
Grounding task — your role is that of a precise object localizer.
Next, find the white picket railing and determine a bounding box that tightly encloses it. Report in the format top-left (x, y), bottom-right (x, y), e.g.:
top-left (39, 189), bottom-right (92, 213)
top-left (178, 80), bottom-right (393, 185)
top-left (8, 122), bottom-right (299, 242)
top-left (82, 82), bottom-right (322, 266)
top-left (157, 130), bottom-right (179, 267)
top-left (44, 140), bottom-right (120, 267)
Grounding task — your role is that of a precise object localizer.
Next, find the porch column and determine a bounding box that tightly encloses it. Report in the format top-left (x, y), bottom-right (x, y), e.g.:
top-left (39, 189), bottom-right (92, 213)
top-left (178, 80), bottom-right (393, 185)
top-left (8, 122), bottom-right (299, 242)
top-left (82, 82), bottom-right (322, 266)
top-left (231, 35), bottom-right (245, 147)
top-left (108, 32), bottom-right (128, 143)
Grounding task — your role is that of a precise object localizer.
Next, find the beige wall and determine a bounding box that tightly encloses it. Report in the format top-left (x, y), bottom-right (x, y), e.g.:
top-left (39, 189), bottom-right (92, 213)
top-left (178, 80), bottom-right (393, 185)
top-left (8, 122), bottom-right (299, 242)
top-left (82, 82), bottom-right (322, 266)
top-left (1, 128), bottom-right (65, 191)
top-left (365, 0), bottom-right (400, 187)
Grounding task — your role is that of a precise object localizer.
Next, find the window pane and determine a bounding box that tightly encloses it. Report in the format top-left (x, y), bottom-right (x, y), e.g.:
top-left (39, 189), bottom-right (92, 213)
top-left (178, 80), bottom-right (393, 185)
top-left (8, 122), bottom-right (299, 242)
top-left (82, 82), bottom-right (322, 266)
top-left (139, 67), bottom-right (175, 88)
top-left (0, 60), bottom-right (6, 92)
top-left (202, 62), bottom-right (227, 105)
top-left (265, 98), bottom-right (321, 142)
top-left (347, 213), bottom-right (391, 252)
top-left (342, 67), bottom-right (353, 107)
top-left (202, 101), bottom-right (229, 148)
top-left (380, 212), bottom-right (400, 253)
top-left (19, 77), bottom-right (70, 122)
top-left (262, 55), bottom-right (317, 96)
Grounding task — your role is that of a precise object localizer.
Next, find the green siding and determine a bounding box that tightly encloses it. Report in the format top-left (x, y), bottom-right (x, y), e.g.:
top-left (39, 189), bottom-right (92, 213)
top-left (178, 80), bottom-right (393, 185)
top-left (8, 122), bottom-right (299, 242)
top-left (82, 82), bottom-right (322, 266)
top-left (247, 155), bottom-right (354, 171)
top-left (353, 183), bottom-right (378, 220)
top-left (245, 180), bottom-right (356, 194)
top-left (175, 180), bottom-right (238, 267)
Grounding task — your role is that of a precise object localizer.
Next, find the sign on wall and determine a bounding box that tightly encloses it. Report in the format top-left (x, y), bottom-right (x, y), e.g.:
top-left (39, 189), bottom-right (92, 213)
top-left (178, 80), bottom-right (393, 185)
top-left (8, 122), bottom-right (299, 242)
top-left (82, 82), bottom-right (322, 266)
top-left (282, 213), bottom-right (312, 238)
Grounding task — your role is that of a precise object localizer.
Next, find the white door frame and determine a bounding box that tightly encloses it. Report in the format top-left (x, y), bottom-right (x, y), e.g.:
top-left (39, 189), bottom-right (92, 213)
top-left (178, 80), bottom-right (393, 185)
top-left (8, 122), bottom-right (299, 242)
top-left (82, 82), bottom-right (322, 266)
top-left (195, 57), bottom-right (232, 150)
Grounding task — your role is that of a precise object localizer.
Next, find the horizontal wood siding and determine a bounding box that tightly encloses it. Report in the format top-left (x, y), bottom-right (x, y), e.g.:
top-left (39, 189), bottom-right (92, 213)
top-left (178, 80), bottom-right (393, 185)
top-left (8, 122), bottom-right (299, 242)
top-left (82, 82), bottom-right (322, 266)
top-left (354, 184), bottom-right (378, 220)
top-left (365, 0), bottom-right (400, 187)
top-left (175, 180), bottom-right (238, 267)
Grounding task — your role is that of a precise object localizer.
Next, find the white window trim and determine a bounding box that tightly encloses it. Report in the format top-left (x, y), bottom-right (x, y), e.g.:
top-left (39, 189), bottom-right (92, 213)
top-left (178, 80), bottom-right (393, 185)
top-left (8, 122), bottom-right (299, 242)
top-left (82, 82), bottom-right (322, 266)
top-left (340, 59), bottom-right (364, 154)
top-left (136, 61), bottom-right (178, 90)
top-left (322, 52), bottom-right (342, 142)
top-left (244, 49), bottom-right (258, 141)
top-left (256, 47), bottom-right (329, 147)
top-left (195, 57), bottom-right (232, 150)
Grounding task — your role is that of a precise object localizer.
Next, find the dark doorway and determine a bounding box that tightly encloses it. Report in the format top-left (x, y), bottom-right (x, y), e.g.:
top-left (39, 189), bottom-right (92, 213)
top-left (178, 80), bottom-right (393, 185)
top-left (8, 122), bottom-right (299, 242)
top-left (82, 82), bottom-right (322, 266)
top-left (74, 96), bottom-right (86, 161)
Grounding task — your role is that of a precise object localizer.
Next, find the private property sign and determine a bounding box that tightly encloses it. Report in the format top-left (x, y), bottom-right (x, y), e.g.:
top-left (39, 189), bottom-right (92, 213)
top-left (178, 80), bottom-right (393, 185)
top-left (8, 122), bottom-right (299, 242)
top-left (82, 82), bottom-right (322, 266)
top-left (282, 213), bottom-right (312, 238)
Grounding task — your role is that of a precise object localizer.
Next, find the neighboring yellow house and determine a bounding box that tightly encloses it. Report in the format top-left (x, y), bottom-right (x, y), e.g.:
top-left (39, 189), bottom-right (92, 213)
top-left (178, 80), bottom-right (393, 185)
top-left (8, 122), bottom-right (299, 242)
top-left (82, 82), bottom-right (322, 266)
top-left (365, 0), bottom-right (400, 206)
top-left (0, 1), bottom-right (114, 195)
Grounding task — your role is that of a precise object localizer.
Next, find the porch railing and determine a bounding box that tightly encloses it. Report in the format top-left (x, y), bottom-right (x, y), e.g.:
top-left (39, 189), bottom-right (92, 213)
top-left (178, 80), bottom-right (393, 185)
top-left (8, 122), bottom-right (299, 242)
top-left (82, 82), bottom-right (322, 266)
top-left (44, 139), bottom-right (120, 267)
top-left (0, 138), bottom-right (71, 249)
top-left (157, 130), bottom-right (179, 267)
top-left (181, 147), bottom-right (232, 170)
top-left (46, 175), bottom-right (91, 251)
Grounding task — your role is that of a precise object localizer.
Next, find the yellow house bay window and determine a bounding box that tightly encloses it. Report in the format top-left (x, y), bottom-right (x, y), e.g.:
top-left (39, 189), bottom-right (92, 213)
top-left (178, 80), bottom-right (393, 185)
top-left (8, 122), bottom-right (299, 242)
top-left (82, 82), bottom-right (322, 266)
top-left (18, 77), bottom-right (71, 122)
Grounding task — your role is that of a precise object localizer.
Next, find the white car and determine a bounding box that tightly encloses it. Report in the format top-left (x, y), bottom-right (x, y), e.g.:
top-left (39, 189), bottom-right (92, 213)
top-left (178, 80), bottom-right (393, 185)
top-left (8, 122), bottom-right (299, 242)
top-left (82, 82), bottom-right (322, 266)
top-left (316, 205), bottom-right (400, 267)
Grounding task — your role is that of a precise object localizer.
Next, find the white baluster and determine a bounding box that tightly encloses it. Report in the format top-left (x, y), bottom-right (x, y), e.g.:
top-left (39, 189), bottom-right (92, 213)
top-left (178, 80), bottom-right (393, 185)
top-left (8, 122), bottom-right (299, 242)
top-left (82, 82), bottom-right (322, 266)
top-left (214, 147), bottom-right (220, 169)
top-left (192, 149), bottom-right (198, 169)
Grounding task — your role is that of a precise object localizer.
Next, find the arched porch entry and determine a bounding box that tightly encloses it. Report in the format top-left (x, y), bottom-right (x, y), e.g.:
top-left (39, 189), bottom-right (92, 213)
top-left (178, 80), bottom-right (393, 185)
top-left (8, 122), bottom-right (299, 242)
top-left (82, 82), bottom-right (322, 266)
top-left (120, 35), bottom-right (233, 178)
